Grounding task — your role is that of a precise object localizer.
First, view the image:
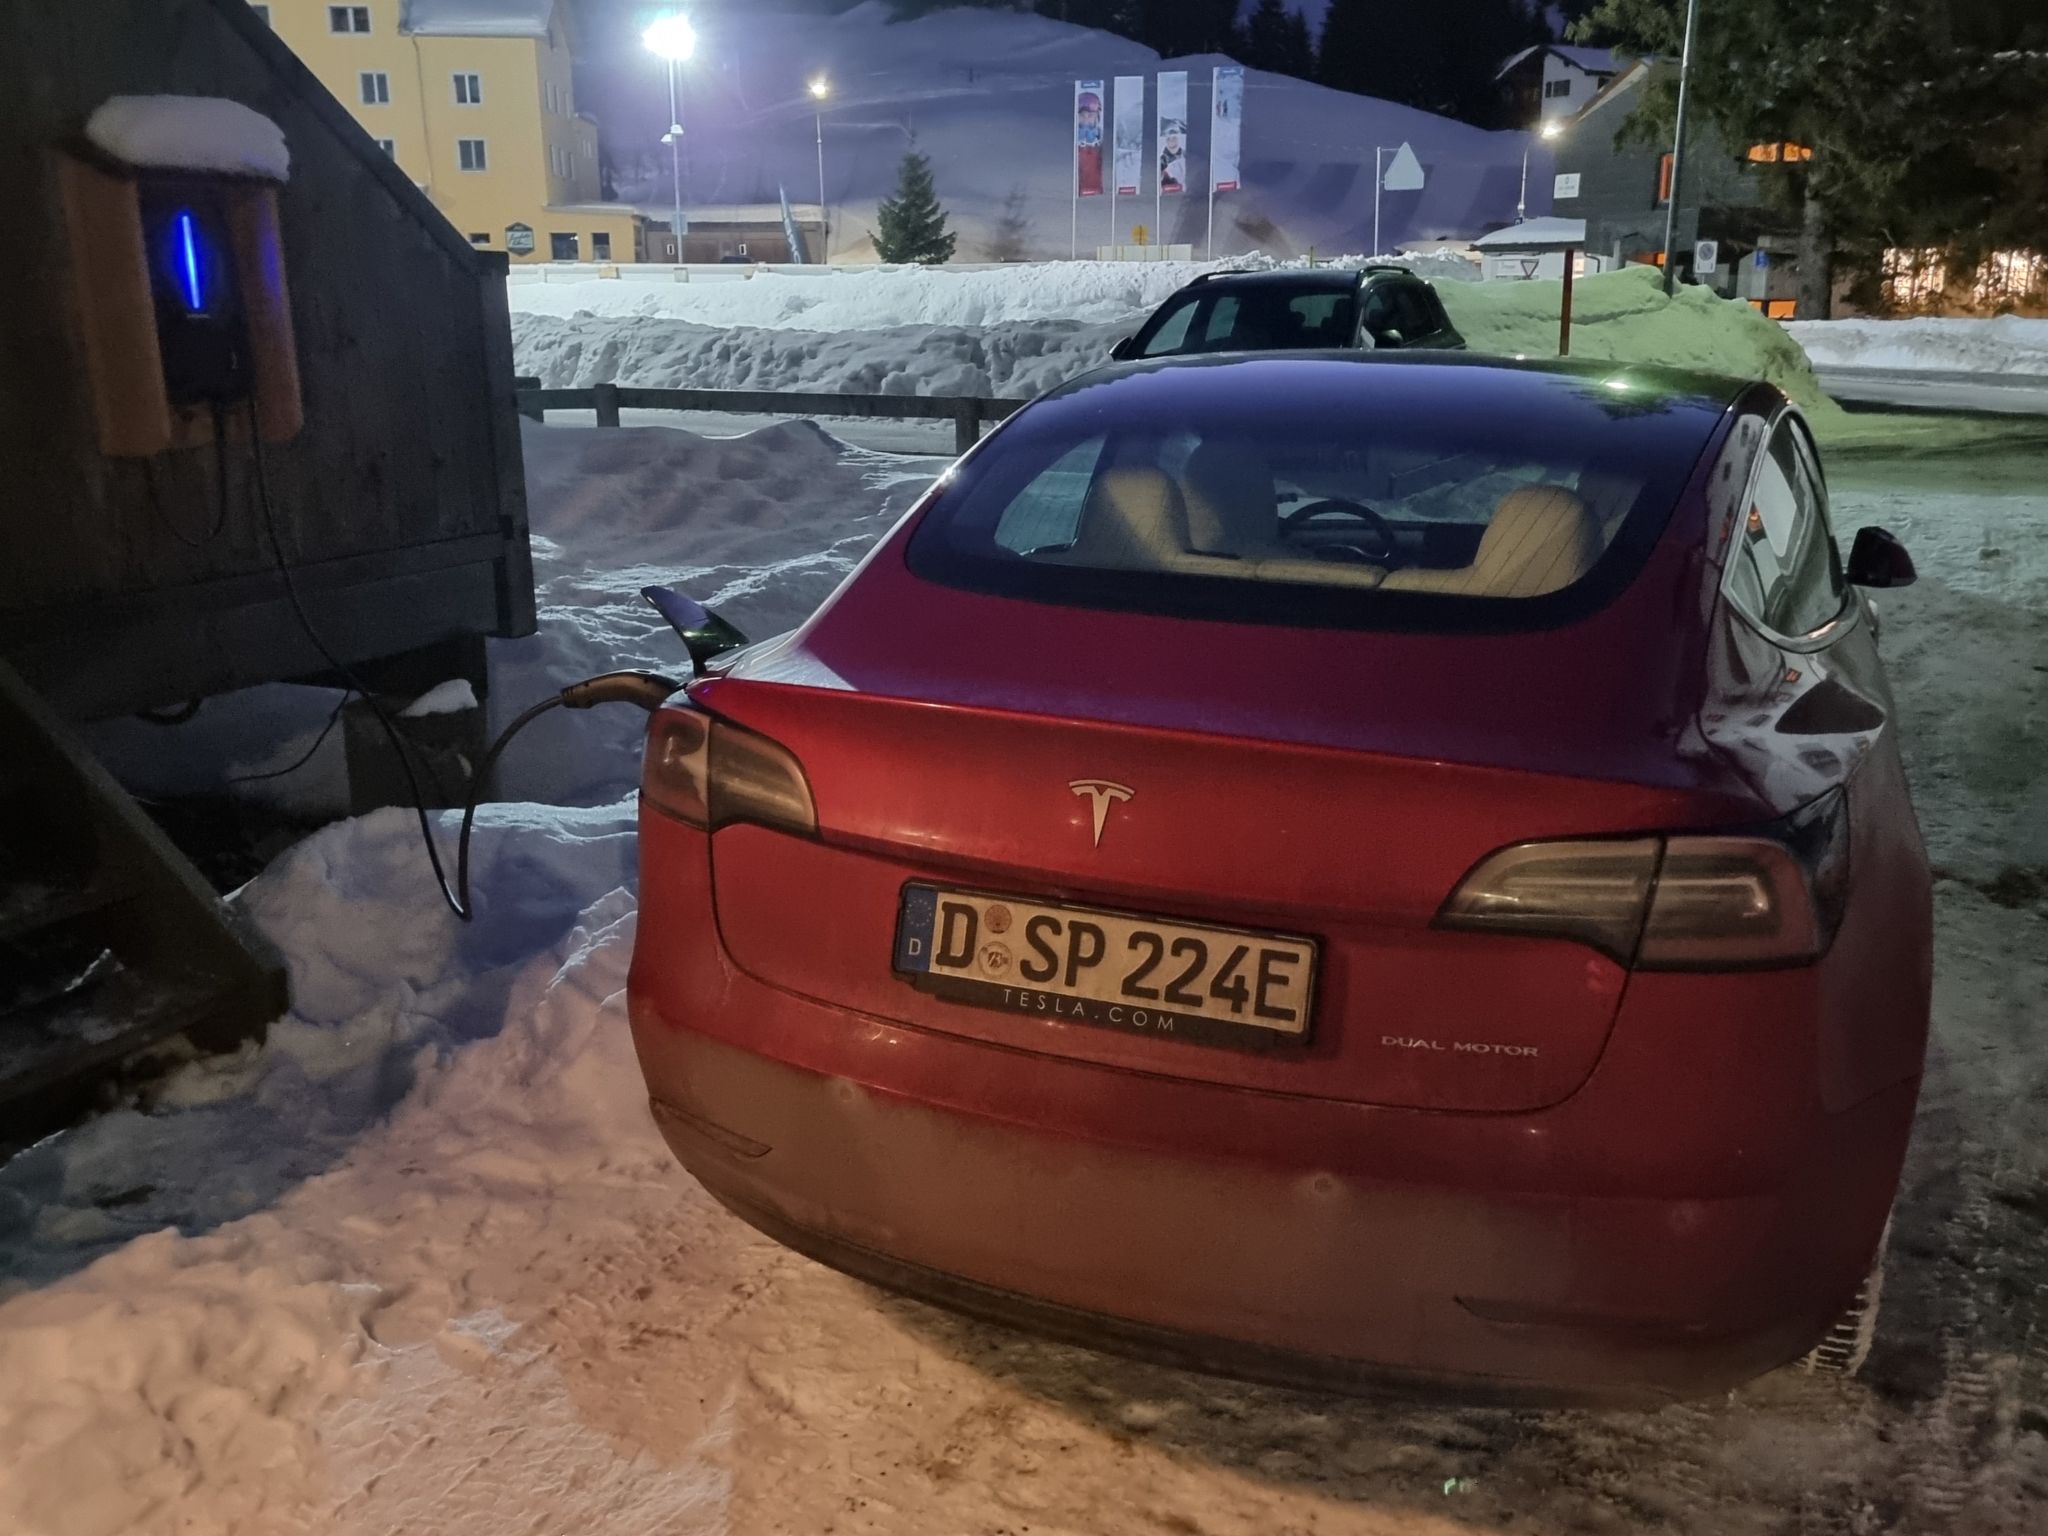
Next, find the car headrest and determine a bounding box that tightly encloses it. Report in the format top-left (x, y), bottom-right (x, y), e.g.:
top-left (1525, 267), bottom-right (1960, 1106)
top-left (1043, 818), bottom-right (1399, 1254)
top-left (1067, 466), bottom-right (1191, 569)
top-left (1180, 441), bottom-right (1277, 555)
top-left (1381, 484), bottom-right (1601, 597)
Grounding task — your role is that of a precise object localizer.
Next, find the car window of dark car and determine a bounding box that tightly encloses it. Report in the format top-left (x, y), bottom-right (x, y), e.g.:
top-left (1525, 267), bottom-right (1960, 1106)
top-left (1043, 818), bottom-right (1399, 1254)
top-left (1724, 418), bottom-right (1846, 639)
top-left (1286, 292), bottom-right (1355, 347)
top-left (1388, 282), bottom-right (1441, 342)
top-left (1138, 298), bottom-right (1199, 357)
top-left (1359, 285), bottom-right (1398, 345)
top-left (909, 375), bottom-right (1711, 632)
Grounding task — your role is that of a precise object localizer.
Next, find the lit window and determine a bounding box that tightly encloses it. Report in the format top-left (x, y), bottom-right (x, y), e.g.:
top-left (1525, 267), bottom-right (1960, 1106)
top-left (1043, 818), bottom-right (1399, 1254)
top-left (1656, 152), bottom-right (1674, 204)
top-left (458, 138), bottom-right (488, 172)
top-left (360, 72), bottom-right (390, 105)
top-left (1746, 142), bottom-right (1814, 164)
top-left (454, 73), bottom-right (482, 106)
top-left (329, 5), bottom-right (370, 32)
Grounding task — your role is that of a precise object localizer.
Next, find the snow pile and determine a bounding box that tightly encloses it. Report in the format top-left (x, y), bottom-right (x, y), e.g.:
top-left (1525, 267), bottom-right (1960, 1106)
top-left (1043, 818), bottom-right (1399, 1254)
top-left (511, 259), bottom-right (1836, 414)
top-left (85, 96), bottom-right (290, 182)
top-left (1787, 315), bottom-right (2048, 376)
top-left (509, 261), bottom-right (1219, 330)
top-left (1441, 265), bottom-right (1838, 412)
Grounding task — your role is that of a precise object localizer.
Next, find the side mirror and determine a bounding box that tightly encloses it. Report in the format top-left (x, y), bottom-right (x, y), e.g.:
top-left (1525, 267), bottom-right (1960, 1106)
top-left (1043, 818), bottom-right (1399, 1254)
top-left (1846, 527), bottom-right (1917, 589)
top-left (641, 585), bottom-right (750, 673)
top-left (1108, 335), bottom-right (1138, 362)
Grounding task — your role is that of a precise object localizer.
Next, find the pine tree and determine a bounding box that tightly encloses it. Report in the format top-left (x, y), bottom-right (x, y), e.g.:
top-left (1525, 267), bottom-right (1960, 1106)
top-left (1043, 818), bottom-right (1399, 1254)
top-left (874, 150), bottom-right (957, 265)
top-left (1318, 0), bottom-right (1539, 121)
top-left (1240, 0), bottom-right (1294, 72)
top-left (988, 184), bottom-right (1033, 262)
top-left (1278, 8), bottom-right (1316, 78)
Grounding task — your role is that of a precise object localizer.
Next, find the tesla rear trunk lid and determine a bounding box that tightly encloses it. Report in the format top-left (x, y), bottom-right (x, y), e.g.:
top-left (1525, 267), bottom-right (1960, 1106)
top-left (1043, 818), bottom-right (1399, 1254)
top-left (695, 675), bottom-right (1730, 1115)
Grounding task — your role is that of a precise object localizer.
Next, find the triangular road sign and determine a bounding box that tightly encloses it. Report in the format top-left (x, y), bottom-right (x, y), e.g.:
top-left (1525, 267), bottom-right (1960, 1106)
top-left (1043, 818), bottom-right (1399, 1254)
top-left (1382, 142), bottom-right (1426, 192)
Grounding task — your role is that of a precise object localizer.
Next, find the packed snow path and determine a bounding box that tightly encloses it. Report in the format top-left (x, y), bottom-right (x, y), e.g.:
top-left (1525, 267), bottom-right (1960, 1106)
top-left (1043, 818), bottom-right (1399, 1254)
top-left (2, 421), bottom-right (2045, 1535)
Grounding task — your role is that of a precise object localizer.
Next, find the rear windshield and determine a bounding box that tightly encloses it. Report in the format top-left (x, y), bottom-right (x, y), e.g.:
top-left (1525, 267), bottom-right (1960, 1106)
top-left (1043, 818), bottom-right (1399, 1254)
top-left (905, 365), bottom-right (1721, 633)
top-left (1139, 286), bottom-right (1357, 356)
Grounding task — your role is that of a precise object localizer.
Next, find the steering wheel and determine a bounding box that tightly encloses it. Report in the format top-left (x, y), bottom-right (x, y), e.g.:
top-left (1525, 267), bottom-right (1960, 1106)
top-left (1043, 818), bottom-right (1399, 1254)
top-left (1280, 498), bottom-right (1397, 562)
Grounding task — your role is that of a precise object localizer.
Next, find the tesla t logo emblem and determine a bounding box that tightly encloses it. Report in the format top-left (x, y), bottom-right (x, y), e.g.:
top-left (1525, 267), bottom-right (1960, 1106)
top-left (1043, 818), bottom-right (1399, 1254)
top-left (1068, 779), bottom-right (1134, 847)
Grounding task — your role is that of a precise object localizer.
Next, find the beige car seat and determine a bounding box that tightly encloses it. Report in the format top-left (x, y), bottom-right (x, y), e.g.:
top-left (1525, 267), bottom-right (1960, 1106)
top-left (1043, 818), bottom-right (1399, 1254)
top-left (1058, 464), bottom-right (1385, 589)
top-left (1380, 485), bottom-right (1601, 597)
top-left (1181, 441), bottom-right (1282, 556)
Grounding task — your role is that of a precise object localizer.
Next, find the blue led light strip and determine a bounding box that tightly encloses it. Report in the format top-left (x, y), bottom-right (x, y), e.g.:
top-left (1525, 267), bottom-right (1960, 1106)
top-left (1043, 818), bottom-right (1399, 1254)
top-left (176, 210), bottom-right (205, 311)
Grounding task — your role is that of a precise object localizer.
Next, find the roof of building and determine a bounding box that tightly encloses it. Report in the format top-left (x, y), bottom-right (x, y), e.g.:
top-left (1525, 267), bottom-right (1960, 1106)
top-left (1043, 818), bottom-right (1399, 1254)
top-left (1473, 217), bottom-right (1588, 249)
top-left (636, 203), bottom-right (827, 227)
top-left (401, 1), bottom-right (554, 38)
top-left (1496, 43), bottom-right (1623, 80)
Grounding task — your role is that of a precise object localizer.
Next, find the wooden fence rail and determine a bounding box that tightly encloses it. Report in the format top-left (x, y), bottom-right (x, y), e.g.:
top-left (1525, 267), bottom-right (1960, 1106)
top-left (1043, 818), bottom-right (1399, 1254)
top-left (513, 382), bottom-right (1028, 454)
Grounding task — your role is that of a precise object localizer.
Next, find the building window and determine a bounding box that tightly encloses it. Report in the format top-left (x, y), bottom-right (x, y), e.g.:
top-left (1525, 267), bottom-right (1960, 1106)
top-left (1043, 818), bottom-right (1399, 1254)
top-left (1746, 142), bottom-right (1814, 164)
top-left (1656, 151), bottom-right (1674, 204)
top-left (458, 138), bottom-right (488, 172)
top-left (329, 5), bottom-right (370, 32)
top-left (375, 137), bottom-right (395, 155)
top-left (550, 232), bottom-right (579, 260)
top-left (592, 231), bottom-right (612, 260)
top-left (469, 232), bottom-right (491, 246)
top-left (250, 4), bottom-right (271, 24)
top-left (1543, 78), bottom-right (1572, 99)
top-left (360, 72), bottom-right (390, 105)
top-left (454, 72), bottom-right (483, 106)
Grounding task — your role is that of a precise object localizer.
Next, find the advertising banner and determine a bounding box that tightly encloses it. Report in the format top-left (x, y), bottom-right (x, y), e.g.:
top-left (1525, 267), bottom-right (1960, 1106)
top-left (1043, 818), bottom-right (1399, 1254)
top-left (1157, 71), bottom-right (1188, 195)
top-left (1075, 80), bottom-right (1104, 198)
top-left (1112, 75), bottom-right (1145, 197)
top-left (1211, 65), bottom-right (1243, 193)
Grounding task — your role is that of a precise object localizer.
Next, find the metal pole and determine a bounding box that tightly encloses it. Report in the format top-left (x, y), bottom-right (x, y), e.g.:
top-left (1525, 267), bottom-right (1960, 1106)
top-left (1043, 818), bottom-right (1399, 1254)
top-left (815, 110), bottom-right (827, 262)
top-left (1373, 147), bottom-right (1383, 257)
top-left (1560, 247), bottom-right (1577, 354)
top-left (668, 56), bottom-right (683, 265)
top-left (1518, 143), bottom-right (1529, 222)
top-left (1660, 0), bottom-right (1702, 296)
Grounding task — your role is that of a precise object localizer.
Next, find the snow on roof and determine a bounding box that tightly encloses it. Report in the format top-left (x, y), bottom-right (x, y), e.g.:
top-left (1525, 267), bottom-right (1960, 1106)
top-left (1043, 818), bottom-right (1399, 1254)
top-left (85, 95), bottom-right (289, 181)
top-left (401, 0), bottom-right (553, 38)
top-left (1474, 217), bottom-right (1587, 249)
top-left (1496, 43), bottom-right (1621, 80)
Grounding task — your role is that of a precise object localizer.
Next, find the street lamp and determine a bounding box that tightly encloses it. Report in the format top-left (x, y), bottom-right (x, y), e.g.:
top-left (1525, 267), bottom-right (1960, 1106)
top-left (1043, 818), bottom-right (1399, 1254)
top-left (1520, 116), bottom-right (1566, 223)
top-left (643, 11), bottom-right (696, 265)
top-left (808, 75), bottom-right (830, 262)
top-left (1660, 0), bottom-right (1703, 296)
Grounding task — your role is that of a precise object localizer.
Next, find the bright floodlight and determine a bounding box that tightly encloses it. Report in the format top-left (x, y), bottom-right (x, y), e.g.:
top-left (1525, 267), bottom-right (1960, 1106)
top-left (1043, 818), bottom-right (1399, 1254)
top-left (643, 13), bottom-right (696, 61)
top-left (809, 75), bottom-right (830, 100)
top-left (1541, 119), bottom-right (1566, 139)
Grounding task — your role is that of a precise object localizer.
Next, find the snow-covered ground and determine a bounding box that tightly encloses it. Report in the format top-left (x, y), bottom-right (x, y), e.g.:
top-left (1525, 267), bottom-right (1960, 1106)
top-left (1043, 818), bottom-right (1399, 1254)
top-left (4, 410), bottom-right (2046, 1533)
top-left (1789, 316), bottom-right (2048, 376)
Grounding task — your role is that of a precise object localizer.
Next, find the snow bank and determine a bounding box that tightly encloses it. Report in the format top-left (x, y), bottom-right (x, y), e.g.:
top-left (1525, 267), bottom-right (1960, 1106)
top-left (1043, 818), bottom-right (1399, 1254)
top-left (512, 259), bottom-right (1837, 414)
top-left (1787, 315), bottom-right (2048, 376)
top-left (85, 96), bottom-right (290, 182)
top-left (1441, 265), bottom-right (1838, 412)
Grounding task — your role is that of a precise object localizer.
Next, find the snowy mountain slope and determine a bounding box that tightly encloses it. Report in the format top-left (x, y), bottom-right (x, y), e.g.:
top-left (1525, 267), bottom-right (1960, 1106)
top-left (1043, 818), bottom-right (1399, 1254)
top-left (626, 1), bottom-right (1541, 260)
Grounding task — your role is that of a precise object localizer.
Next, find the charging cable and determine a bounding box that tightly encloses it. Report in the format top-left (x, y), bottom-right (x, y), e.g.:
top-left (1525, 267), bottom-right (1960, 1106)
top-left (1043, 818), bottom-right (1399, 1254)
top-left (245, 405), bottom-right (682, 921)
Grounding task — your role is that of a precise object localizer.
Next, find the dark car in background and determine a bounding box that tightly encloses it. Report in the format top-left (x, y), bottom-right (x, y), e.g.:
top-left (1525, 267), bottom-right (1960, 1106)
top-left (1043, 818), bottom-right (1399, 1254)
top-left (1110, 265), bottom-right (1465, 361)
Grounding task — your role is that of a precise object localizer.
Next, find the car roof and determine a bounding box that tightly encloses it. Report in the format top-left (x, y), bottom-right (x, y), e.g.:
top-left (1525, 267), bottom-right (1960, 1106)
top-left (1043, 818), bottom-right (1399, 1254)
top-left (1179, 268), bottom-right (1370, 295)
top-left (1046, 349), bottom-right (1758, 420)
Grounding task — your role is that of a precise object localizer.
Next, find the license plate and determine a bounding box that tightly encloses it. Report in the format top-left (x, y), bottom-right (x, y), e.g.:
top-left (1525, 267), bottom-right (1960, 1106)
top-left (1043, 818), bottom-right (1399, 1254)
top-left (893, 884), bottom-right (1317, 1051)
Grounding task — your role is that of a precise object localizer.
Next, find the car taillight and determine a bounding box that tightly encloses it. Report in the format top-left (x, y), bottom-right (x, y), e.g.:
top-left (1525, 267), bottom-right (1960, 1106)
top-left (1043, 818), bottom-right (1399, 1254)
top-left (641, 705), bottom-right (817, 835)
top-left (1437, 791), bottom-right (1850, 970)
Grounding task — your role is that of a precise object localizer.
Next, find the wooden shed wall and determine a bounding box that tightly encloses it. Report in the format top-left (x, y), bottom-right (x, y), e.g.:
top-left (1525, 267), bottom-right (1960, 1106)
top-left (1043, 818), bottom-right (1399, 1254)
top-left (0, 0), bottom-right (534, 718)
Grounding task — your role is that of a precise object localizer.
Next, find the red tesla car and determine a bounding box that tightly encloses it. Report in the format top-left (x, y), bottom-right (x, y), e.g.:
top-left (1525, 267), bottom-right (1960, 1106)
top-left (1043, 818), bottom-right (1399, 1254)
top-left (627, 354), bottom-right (1932, 1404)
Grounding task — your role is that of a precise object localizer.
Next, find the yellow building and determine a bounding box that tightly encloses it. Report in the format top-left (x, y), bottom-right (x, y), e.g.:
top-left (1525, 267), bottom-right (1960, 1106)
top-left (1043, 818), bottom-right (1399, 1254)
top-left (252, 0), bottom-right (644, 261)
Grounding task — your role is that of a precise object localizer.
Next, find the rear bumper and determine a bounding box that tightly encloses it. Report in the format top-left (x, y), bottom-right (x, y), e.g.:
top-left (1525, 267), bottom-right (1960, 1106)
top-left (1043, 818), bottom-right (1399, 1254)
top-left (630, 822), bottom-right (1921, 1404)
